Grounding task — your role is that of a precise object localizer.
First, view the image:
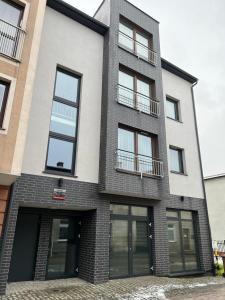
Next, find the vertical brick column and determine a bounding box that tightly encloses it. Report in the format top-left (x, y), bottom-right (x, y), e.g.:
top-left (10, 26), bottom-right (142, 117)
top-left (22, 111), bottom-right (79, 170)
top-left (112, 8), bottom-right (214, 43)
top-left (34, 214), bottom-right (52, 281)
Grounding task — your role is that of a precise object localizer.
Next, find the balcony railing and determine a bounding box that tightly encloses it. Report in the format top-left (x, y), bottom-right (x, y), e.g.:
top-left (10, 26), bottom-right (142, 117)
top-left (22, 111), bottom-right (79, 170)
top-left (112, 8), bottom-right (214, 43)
top-left (0, 19), bottom-right (25, 61)
top-left (118, 31), bottom-right (157, 66)
top-left (117, 84), bottom-right (160, 117)
top-left (116, 149), bottom-right (164, 178)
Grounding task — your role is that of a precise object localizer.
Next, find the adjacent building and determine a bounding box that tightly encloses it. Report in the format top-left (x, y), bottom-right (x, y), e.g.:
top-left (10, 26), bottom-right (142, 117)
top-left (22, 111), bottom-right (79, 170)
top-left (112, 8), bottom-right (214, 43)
top-left (0, 0), bottom-right (46, 248)
top-left (0, 0), bottom-right (213, 295)
top-left (205, 174), bottom-right (225, 242)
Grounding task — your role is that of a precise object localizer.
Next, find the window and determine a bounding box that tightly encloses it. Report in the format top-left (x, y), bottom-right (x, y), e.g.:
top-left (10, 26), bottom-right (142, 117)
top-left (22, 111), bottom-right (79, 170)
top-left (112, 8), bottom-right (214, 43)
top-left (46, 68), bottom-right (80, 174)
top-left (166, 97), bottom-right (180, 121)
top-left (118, 19), bottom-right (157, 65)
top-left (118, 69), bottom-right (159, 116)
top-left (166, 210), bottom-right (199, 273)
top-left (0, 0), bottom-right (24, 59)
top-left (169, 146), bottom-right (184, 174)
top-left (0, 0), bottom-right (23, 26)
top-left (0, 80), bottom-right (10, 128)
top-left (117, 126), bottom-right (161, 176)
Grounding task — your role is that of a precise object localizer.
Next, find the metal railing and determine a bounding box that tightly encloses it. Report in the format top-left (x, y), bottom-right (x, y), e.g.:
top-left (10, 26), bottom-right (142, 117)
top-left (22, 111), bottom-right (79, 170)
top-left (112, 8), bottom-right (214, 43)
top-left (0, 19), bottom-right (25, 61)
top-left (118, 84), bottom-right (160, 117)
top-left (118, 31), bottom-right (157, 66)
top-left (116, 149), bottom-right (164, 178)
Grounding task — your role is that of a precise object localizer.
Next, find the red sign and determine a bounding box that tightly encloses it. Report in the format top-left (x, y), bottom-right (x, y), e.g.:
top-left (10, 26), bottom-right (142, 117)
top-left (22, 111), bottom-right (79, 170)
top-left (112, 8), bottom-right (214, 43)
top-left (53, 188), bottom-right (66, 201)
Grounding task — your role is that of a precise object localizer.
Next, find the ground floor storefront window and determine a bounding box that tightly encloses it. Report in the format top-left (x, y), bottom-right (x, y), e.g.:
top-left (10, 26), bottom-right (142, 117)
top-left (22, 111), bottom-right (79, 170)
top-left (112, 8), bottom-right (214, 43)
top-left (110, 204), bottom-right (153, 278)
top-left (166, 210), bottom-right (199, 274)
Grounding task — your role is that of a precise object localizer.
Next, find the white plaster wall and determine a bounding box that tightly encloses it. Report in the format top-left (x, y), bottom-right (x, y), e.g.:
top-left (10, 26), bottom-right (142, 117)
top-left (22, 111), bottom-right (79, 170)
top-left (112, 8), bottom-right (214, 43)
top-left (162, 69), bottom-right (204, 198)
top-left (205, 177), bottom-right (225, 241)
top-left (22, 7), bottom-right (104, 184)
top-left (94, 0), bottom-right (111, 26)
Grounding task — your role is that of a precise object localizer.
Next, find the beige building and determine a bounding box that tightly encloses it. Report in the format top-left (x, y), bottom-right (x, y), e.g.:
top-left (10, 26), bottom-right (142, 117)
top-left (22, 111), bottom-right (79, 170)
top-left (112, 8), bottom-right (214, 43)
top-left (0, 0), bottom-right (46, 237)
top-left (205, 174), bottom-right (225, 242)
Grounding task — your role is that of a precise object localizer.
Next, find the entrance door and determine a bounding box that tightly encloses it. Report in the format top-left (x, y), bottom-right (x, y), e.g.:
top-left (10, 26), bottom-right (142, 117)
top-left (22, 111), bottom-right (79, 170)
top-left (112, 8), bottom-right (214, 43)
top-left (110, 204), bottom-right (152, 278)
top-left (8, 211), bottom-right (40, 282)
top-left (47, 218), bottom-right (80, 279)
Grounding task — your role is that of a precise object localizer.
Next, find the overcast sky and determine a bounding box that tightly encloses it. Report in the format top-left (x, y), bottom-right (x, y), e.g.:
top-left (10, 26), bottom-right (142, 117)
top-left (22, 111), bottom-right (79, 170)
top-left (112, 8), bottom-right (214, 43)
top-left (65, 0), bottom-right (225, 177)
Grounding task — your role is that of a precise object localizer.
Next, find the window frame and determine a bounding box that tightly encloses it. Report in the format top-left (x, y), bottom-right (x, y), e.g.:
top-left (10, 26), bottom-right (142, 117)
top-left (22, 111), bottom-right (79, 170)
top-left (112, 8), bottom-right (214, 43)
top-left (0, 0), bottom-right (24, 27)
top-left (0, 80), bottom-right (10, 128)
top-left (169, 146), bottom-right (185, 174)
top-left (119, 66), bottom-right (155, 101)
top-left (119, 17), bottom-right (153, 53)
top-left (166, 96), bottom-right (180, 122)
top-left (166, 209), bottom-right (200, 274)
top-left (45, 67), bottom-right (81, 176)
top-left (118, 125), bottom-right (158, 173)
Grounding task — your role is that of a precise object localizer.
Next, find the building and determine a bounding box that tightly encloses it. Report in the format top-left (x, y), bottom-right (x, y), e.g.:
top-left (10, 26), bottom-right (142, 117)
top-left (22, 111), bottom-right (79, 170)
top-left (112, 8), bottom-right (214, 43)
top-left (0, 0), bottom-right (213, 295)
top-left (205, 174), bottom-right (225, 243)
top-left (0, 0), bottom-right (46, 255)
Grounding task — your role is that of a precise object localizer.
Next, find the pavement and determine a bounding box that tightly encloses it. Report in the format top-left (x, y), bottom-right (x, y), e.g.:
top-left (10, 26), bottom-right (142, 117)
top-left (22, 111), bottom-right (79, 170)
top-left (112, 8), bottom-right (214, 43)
top-left (0, 276), bottom-right (225, 300)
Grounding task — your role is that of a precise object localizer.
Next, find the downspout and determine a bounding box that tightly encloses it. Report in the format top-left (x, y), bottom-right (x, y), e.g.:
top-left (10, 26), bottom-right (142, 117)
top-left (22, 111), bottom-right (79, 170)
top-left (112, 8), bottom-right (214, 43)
top-left (191, 81), bottom-right (214, 275)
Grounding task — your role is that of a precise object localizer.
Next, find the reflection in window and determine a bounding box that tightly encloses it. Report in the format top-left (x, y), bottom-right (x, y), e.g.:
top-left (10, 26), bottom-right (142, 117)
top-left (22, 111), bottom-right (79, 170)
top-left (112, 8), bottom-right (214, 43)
top-left (170, 147), bottom-right (184, 173)
top-left (0, 81), bottom-right (10, 128)
top-left (47, 138), bottom-right (74, 171)
top-left (46, 68), bottom-right (80, 174)
top-left (167, 210), bottom-right (198, 273)
top-left (166, 98), bottom-right (179, 121)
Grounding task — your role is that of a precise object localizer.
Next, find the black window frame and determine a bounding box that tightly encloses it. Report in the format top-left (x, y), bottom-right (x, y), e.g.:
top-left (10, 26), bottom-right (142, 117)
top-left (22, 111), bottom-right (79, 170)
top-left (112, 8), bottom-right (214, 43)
top-left (169, 146), bottom-right (184, 174)
top-left (45, 67), bottom-right (81, 176)
top-left (0, 80), bottom-right (10, 128)
top-left (166, 96), bottom-right (180, 122)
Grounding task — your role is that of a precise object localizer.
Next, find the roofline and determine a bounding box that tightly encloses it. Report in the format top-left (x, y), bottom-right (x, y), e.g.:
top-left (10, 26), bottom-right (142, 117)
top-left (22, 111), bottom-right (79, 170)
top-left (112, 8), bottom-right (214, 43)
top-left (161, 58), bottom-right (198, 84)
top-left (93, 0), bottom-right (159, 24)
top-left (204, 173), bottom-right (225, 181)
top-left (205, 173), bottom-right (225, 180)
top-left (47, 0), bottom-right (108, 35)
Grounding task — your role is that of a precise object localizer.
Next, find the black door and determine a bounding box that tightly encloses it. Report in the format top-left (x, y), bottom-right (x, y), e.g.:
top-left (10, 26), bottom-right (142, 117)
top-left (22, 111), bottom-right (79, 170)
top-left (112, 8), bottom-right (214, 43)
top-left (8, 212), bottom-right (40, 282)
top-left (47, 218), bottom-right (80, 279)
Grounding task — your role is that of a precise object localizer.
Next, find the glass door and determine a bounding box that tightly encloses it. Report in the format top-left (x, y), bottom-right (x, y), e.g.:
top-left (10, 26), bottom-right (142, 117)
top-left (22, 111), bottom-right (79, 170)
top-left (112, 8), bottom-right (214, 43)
top-left (47, 218), bottom-right (80, 279)
top-left (110, 204), bottom-right (152, 278)
top-left (132, 220), bottom-right (150, 275)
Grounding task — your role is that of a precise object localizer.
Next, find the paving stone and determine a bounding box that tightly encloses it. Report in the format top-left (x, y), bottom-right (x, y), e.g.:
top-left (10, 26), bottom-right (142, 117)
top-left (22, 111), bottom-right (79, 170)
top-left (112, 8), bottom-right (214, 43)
top-left (1, 276), bottom-right (225, 300)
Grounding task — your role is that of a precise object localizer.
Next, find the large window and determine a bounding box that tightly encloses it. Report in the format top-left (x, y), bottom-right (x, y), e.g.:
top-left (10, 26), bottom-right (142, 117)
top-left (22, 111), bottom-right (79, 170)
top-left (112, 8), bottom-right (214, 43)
top-left (0, 80), bottom-right (10, 128)
top-left (118, 19), bottom-right (156, 65)
top-left (166, 97), bottom-right (180, 121)
top-left (117, 126), bottom-right (162, 176)
top-left (166, 210), bottom-right (199, 274)
top-left (46, 68), bottom-right (80, 174)
top-left (0, 0), bottom-right (25, 59)
top-left (169, 146), bottom-right (184, 174)
top-left (118, 69), bottom-right (159, 116)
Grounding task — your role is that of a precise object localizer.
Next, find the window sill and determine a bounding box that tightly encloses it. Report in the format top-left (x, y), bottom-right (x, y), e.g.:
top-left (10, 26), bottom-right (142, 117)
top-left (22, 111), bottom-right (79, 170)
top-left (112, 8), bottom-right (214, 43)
top-left (169, 270), bottom-right (204, 277)
top-left (43, 170), bottom-right (78, 178)
top-left (166, 117), bottom-right (183, 123)
top-left (170, 171), bottom-right (188, 176)
top-left (118, 44), bottom-right (156, 67)
top-left (116, 168), bottom-right (162, 179)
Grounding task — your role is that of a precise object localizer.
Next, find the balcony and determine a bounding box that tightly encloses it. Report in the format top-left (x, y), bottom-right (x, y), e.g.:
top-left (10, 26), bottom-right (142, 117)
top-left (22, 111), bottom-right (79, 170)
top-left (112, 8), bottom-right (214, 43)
top-left (116, 149), bottom-right (164, 178)
top-left (117, 84), bottom-right (160, 117)
top-left (118, 31), bottom-right (157, 66)
top-left (0, 19), bottom-right (25, 61)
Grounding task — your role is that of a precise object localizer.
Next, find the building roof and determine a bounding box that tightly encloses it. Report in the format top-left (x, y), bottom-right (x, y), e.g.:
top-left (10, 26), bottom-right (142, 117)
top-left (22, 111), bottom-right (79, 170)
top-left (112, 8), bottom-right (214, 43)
top-left (161, 58), bottom-right (198, 84)
top-left (47, 0), bottom-right (108, 35)
top-left (204, 173), bottom-right (225, 181)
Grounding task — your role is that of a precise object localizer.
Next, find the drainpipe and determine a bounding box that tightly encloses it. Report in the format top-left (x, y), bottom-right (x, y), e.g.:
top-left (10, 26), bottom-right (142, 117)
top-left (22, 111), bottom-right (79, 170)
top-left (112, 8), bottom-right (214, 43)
top-left (191, 80), bottom-right (215, 275)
